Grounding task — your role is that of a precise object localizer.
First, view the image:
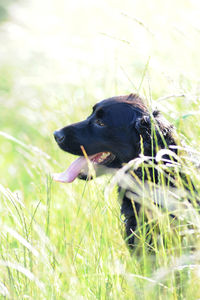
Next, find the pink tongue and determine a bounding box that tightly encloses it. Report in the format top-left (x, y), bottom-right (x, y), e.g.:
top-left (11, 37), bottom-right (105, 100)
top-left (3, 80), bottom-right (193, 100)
top-left (53, 156), bottom-right (88, 183)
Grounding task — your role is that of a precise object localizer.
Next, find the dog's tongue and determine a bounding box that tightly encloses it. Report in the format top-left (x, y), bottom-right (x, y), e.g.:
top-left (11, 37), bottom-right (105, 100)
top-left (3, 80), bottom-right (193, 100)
top-left (53, 152), bottom-right (109, 183)
top-left (53, 156), bottom-right (88, 183)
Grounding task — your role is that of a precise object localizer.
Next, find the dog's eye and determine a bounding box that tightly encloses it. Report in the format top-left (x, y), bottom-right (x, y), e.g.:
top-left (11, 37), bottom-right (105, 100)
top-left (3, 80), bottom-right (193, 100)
top-left (95, 119), bottom-right (105, 127)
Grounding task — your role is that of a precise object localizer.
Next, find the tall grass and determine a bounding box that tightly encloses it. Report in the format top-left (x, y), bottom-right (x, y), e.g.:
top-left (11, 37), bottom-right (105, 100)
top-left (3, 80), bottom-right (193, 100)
top-left (1, 0), bottom-right (200, 299)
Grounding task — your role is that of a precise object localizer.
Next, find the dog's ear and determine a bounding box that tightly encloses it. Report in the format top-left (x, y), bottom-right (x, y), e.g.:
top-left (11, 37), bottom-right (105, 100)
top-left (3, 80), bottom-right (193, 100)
top-left (135, 114), bottom-right (151, 138)
top-left (135, 110), bottom-right (166, 141)
top-left (135, 110), bottom-right (170, 137)
top-left (135, 110), bottom-right (176, 152)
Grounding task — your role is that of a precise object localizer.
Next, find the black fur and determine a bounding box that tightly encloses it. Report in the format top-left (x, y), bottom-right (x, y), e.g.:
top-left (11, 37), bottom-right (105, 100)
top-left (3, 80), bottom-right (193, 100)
top-left (54, 94), bottom-right (178, 248)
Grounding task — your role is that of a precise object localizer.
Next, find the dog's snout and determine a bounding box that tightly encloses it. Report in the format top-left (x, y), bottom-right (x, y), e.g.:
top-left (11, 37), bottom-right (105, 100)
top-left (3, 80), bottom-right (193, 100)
top-left (54, 130), bottom-right (65, 144)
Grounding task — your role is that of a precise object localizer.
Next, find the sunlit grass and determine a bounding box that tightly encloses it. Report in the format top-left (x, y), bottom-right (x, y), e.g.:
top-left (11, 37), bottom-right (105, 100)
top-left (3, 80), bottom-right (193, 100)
top-left (1, 0), bottom-right (200, 299)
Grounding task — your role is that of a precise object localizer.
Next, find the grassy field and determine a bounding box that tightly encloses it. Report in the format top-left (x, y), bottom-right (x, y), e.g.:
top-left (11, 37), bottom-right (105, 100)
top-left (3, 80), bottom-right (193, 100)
top-left (1, 0), bottom-right (200, 299)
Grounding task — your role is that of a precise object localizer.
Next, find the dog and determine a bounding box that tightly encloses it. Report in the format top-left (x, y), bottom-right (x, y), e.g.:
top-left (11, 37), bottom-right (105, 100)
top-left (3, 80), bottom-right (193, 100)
top-left (53, 94), bottom-right (189, 248)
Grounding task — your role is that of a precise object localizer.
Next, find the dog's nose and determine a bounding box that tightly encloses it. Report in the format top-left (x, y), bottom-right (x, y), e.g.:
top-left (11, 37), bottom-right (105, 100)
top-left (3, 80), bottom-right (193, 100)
top-left (54, 130), bottom-right (65, 144)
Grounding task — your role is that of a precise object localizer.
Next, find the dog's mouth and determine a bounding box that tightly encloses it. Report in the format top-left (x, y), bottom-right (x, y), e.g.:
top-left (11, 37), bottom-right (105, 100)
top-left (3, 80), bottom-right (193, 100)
top-left (53, 152), bottom-right (115, 183)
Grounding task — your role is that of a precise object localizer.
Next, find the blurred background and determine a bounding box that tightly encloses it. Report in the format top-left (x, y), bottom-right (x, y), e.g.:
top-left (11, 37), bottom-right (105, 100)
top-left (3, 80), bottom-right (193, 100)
top-left (1, 1), bottom-right (200, 298)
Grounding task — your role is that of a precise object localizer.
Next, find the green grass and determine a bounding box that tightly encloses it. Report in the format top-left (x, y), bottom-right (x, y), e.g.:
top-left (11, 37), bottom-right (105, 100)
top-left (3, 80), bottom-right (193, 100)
top-left (1, 0), bottom-right (200, 299)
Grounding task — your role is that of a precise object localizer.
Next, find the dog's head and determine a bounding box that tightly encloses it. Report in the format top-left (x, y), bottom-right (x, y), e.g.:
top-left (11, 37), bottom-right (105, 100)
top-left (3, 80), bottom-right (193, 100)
top-left (53, 94), bottom-right (175, 183)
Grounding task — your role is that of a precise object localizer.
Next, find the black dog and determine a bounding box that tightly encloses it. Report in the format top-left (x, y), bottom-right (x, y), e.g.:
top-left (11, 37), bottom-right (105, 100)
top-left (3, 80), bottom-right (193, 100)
top-left (53, 94), bottom-right (179, 247)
